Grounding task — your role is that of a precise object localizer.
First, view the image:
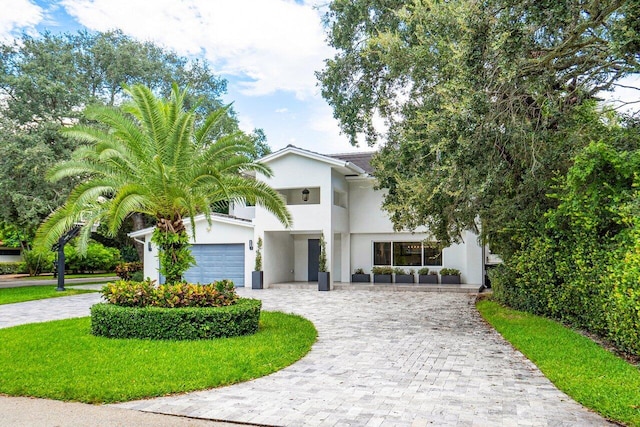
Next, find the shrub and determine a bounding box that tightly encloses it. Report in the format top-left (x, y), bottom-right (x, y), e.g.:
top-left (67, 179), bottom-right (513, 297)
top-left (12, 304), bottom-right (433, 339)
top-left (440, 268), bottom-right (460, 276)
top-left (0, 262), bottom-right (26, 275)
top-left (130, 270), bottom-right (144, 282)
top-left (393, 267), bottom-right (406, 275)
top-left (101, 279), bottom-right (238, 308)
top-left (372, 266), bottom-right (393, 275)
top-left (65, 242), bottom-right (121, 273)
top-left (417, 267), bottom-right (430, 275)
top-left (354, 268), bottom-right (365, 274)
top-left (254, 237), bottom-right (262, 271)
top-left (22, 249), bottom-right (54, 276)
top-left (90, 298), bottom-right (262, 340)
top-left (114, 262), bottom-right (143, 280)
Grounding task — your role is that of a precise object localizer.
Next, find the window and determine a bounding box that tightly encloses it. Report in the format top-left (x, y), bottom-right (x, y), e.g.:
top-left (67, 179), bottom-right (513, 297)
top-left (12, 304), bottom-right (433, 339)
top-left (373, 242), bottom-right (391, 265)
top-left (0, 248), bottom-right (20, 256)
top-left (423, 245), bottom-right (443, 266)
top-left (393, 242), bottom-right (422, 266)
top-left (373, 241), bottom-right (442, 267)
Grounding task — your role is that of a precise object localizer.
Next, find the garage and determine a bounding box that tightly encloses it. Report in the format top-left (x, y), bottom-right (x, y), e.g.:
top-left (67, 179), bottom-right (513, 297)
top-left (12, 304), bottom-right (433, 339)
top-left (183, 244), bottom-right (245, 287)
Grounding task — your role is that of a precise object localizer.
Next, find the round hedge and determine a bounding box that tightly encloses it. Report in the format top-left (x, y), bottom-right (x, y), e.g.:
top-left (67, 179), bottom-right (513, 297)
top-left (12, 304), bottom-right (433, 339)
top-left (90, 298), bottom-right (262, 340)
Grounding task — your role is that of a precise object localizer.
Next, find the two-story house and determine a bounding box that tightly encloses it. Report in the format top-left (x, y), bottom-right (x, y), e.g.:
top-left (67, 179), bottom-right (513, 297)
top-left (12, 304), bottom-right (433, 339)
top-left (130, 145), bottom-right (485, 287)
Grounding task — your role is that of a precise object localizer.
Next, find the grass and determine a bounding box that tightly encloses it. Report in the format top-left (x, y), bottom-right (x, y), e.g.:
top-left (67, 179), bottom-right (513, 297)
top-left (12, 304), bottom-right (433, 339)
top-left (477, 299), bottom-right (640, 427)
top-left (0, 311), bottom-right (317, 403)
top-left (0, 286), bottom-right (97, 305)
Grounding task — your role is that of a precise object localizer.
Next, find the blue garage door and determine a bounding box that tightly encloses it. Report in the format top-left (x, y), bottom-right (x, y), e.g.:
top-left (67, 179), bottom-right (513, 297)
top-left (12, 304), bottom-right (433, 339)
top-left (183, 244), bottom-right (245, 287)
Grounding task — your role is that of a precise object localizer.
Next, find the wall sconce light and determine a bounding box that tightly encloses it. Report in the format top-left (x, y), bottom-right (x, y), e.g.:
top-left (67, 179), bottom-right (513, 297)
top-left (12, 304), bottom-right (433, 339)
top-left (147, 241), bottom-right (152, 252)
top-left (302, 188), bottom-right (310, 202)
top-left (249, 239), bottom-right (253, 250)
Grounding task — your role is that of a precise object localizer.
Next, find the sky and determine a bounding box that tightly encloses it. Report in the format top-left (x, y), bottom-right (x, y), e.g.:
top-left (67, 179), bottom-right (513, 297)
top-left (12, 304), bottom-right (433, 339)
top-left (1, 0), bottom-right (638, 155)
top-left (1, 0), bottom-right (367, 154)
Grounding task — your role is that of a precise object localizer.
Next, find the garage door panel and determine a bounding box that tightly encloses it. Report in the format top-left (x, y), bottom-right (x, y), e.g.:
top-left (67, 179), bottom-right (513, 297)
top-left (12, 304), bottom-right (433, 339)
top-left (183, 244), bottom-right (245, 287)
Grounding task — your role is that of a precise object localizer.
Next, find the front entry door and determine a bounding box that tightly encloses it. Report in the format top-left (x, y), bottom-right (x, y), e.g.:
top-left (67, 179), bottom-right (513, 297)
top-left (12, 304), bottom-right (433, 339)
top-left (308, 239), bottom-right (320, 281)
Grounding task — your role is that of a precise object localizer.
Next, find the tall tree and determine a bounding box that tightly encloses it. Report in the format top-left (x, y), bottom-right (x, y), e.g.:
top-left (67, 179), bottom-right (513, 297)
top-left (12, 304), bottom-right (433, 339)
top-left (35, 84), bottom-right (290, 284)
top-left (319, 0), bottom-right (640, 255)
top-left (0, 30), bottom-right (265, 256)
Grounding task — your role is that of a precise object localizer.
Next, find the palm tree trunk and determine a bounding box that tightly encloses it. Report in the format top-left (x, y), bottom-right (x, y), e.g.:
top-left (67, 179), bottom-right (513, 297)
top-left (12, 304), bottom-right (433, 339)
top-left (152, 218), bottom-right (194, 284)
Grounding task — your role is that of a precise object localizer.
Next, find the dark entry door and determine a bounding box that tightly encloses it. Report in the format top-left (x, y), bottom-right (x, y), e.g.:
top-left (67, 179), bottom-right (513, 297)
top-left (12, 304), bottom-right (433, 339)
top-left (308, 239), bottom-right (320, 281)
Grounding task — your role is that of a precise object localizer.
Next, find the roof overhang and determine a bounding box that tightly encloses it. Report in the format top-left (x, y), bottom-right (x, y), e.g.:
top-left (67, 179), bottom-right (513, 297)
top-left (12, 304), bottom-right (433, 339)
top-left (259, 145), bottom-right (366, 176)
top-left (127, 214), bottom-right (254, 239)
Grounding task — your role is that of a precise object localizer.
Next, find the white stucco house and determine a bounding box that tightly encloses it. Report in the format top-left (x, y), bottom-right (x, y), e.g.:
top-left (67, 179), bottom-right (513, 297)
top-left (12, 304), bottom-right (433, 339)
top-left (130, 145), bottom-right (486, 288)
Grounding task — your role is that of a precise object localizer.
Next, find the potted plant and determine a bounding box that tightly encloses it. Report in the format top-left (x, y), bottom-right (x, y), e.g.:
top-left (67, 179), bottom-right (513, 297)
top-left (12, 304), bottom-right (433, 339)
top-left (440, 268), bottom-right (461, 284)
top-left (252, 237), bottom-right (264, 289)
top-left (318, 233), bottom-right (330, 291)
top-left (351, 268), bottom-right (371, 283)
top-left (372, 266), bottom-right (393, 283)
top-left (418, 267), bottom-right (438, 284)
top-left (394, 267), bottom-right (414, 283)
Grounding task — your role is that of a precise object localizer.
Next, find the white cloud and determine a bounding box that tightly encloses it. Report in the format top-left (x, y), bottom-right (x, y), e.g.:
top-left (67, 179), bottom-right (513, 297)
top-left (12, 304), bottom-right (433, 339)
top-left (0, 0), bottom-right (43, 41)
top-left (275, 107), bottom-right (289, 114)
top-left (60, 0), bottom-right (334, 99)
top-left (237, 113), bottom-right (255, 134)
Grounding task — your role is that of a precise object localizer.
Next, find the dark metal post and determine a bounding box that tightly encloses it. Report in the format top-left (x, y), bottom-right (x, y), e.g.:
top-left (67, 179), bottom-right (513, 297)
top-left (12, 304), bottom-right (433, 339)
top-left (52, 224), bottom-right (82, 292)
top-left (56, 237), bottom-right (66, 291)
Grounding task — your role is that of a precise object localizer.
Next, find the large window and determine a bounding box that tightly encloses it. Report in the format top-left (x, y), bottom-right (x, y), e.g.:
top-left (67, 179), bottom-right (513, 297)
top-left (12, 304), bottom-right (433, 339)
top-left (393, 242), bottom-right (422, 266)
top-left (373, 241), bottom-right (442, 267)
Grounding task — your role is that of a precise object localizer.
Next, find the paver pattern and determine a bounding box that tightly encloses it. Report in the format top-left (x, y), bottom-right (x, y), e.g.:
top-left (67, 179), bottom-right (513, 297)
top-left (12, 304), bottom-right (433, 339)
top-left (109, 288), bottom-right (609, 427)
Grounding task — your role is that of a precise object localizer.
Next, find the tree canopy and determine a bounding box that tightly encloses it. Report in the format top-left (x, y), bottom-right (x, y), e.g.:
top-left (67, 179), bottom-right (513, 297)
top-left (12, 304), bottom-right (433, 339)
top-left (319, 0), bottom-right (640, 254)
top-left (0, 30), bottom-right (267, 249)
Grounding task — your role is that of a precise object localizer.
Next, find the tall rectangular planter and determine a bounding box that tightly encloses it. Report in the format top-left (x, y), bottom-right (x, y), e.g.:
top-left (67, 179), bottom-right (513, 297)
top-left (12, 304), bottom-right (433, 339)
top-left (441, 275), bottom-right (461, 284)
top-left (318, 271), bottom-right (330, 291)
top-left (252, 271), bottom-right (263, 289)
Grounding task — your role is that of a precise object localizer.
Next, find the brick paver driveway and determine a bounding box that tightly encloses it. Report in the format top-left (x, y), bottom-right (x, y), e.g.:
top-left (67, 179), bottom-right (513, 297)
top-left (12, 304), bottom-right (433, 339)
top-left (114, 288), bottom-right (609, 426)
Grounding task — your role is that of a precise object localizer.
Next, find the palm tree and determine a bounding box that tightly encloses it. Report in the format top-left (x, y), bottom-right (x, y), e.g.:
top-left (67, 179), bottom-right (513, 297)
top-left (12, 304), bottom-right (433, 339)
top-left (36, 84), bottom-right (291, 284)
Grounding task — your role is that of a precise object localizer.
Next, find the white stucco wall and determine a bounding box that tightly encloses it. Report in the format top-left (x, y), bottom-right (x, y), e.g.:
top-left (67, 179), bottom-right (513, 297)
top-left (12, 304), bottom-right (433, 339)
top-left (263, 231), bottom-right (295, 286)
top-left (348, 179), bottom-right (396, 233)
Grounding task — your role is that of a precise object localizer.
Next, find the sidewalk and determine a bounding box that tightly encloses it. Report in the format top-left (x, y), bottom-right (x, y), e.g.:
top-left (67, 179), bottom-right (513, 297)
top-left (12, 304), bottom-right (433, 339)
top-left (0, 275), bottom-right (117, 289)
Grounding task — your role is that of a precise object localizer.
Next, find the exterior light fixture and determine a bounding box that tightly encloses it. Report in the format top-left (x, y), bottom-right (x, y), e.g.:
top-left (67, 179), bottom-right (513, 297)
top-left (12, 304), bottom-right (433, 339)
top-left (249, 239), bottom-right (253, 250)
top-left (148, 241), bottom-right (152, 252)
top-left (302, 188), bottom-right (310, 202)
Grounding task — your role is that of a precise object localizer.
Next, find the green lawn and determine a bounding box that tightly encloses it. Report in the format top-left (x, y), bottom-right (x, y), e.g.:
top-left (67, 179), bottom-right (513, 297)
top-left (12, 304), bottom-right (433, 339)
top-left (0, 312), bottom-right (317, 403)
top-left (0, 286), bottom-right (97, 305)
top-left (477, 299), bottom-right (640, 427)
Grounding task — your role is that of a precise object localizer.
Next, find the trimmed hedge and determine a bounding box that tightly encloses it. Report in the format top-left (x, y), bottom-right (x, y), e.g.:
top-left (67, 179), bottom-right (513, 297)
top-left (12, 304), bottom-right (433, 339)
top-left (0, 262), bottom-right (26, 275)
top-left (91, 298), bottom-right (262, 340)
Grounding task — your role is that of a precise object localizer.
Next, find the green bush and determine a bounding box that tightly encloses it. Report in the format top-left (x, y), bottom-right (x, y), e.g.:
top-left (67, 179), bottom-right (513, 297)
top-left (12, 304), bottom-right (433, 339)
top-left (114, 262), bottom-right (143, 280)
top-left (0, 262), bottom-right (26, 275)
top-left (22, 249), bottom-right (54, 276)
top-left (130, 271), bottom-right (144, 282)
top-left (440, 268), bottom-right (460, 276)
top-left (492, 142), bottom-right (640, 356)
top-left (372, 266), bottom-right (393, 275)
top-left (90, 298), bottom-right (262, 340)
top-left (101, 279), bottom-right (238, 308)
top-left (65, 242), bottom-right (121, 273)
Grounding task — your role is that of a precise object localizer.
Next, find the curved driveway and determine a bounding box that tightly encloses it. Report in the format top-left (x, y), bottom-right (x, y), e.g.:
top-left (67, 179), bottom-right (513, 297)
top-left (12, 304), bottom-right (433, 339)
top-left (110, 288), bottom-right (609, 426)
top-left (0, 288), bottom-right (610, 426)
